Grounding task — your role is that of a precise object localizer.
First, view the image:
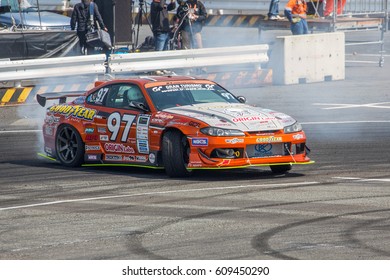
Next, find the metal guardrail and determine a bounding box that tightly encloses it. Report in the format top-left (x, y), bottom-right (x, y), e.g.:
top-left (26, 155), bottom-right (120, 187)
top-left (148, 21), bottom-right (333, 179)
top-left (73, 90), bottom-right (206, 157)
top-left (0, 45), bottom-right (269, 85)
top-left (0, 54), bottom-right (107, 84)
top-left (108, 45), bottom-right (269, 74)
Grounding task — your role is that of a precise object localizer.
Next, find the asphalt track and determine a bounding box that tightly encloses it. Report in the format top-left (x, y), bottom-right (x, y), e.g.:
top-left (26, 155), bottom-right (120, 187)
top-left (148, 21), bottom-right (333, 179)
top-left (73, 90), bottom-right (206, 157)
top-left (1, 31), bottom-right (390, 260)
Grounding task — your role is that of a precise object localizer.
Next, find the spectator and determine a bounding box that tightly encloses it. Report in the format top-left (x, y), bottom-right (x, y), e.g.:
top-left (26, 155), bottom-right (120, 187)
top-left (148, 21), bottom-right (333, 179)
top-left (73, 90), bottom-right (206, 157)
top-left (267, 0), bottom-right (284, 20)
top-left (177, 0), bottom-right (207, 49)
top-left (284, 0), bottom-right (309, 35)
top-left (151, 0), bottom-right (176, 51)
top-left (70, 0), bottom-right (107, 55)
top-left (324, 0), bottom-right (347, 18)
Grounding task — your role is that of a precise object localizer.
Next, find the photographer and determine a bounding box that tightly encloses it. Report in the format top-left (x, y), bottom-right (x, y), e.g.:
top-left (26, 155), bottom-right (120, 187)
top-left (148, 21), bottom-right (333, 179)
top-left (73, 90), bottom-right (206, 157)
top-left (176, 0), bottom-right (207, 49)
top-left (71, 0), bottom-right (107, 55)
top-left (151, 0), bottom-right (176, 51)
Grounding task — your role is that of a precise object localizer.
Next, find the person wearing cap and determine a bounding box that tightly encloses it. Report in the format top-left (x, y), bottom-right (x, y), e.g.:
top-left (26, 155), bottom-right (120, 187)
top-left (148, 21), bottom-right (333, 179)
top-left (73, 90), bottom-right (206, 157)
top-left (284, 0), bottom-right (308, 35)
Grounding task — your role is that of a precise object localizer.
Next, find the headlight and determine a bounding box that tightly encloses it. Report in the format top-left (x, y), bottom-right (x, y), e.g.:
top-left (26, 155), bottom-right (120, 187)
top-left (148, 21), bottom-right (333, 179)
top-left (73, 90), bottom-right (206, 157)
top-left (284, 122), bottom-right (302, 134)
top-left (200, 127), bottom-right (245, 137)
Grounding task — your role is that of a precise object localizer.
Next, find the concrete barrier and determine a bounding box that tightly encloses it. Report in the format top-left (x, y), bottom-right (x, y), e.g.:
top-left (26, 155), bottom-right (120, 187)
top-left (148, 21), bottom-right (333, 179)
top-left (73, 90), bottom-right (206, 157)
top-left (270, 32), bottom-right (345, 85)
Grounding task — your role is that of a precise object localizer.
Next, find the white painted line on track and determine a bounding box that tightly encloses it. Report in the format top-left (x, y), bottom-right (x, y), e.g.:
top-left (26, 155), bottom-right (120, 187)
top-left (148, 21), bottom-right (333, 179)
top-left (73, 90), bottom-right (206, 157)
top-left (0, 130), bottom-right (41, 134)
top-left (301, 120), bottom-right (390, 125)
top-left (313, 102), bottom-right (390, 110)
top-left (333, 177), bottom-right (390, 182)
top-left (0, 181), bottom-right (318, 211)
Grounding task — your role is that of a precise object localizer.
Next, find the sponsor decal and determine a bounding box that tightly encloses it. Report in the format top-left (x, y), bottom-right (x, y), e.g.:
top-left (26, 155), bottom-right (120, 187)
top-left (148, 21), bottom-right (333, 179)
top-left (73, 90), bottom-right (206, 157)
top-left (44, 126), bottom-right (54, 136)
top-left (192, 138), bottom-right (208, 146)
top-left (254, 144), bottom-right (273, 157)
top-left (152, 86), bottom-right (163, 92)
top-left (136, 127), bottom-right (148, 140)
top-left (138, 115), bottom-right (150, 125)
top-left (188, 161), bottom-right (203, 168)
top-left (136, 155), bottom-right (147, 162)
top-left (85, 145), bottom-right (100, 151)
top-left (137, 116), bottom-right (150, 153)
top-left (137, 139), bottom-right (149, 154)
top-left (49, 105), bottom-right (97, 121)
top-left (98, 127), bottom-right (107, 133)
top-left (104, 143), bottom-right (135, 154)
top-left (85, 134), bottom-right (98, 141)
top-left (149, 153), bottom-right (156, 164)
top-left (169, 121), bottom-right (187, 126)
top-left (154, 112), bottom-right (174, 119)
top-left (46, 115), bottom-right (60, 124)
top-left (73, 96), bottom-right (86, 104)
top-left (293, 133), bottom-right (305, 140)
top-left (105, 154), bottom-right (122, 161)
top-left (256, 136), bottom-right (282, 143)
top-left (232, 116), bottom-right (275, 123)
top-left (85, 128), bottom-right (94, 134)
top-left (100, 135), bottom-right (109, 141)
top-left (217, 159), bottom-right (231, 166)
top-left (87, 154), bottom-right (98, 160)
top-left (225, 138), bottom-right (244, 144)
top-left (214, 123), bottom-right (233, 127)
top-left (123, 155), bottom-right (136, 162)
top-left (150, 118), bottom-right (164, 124)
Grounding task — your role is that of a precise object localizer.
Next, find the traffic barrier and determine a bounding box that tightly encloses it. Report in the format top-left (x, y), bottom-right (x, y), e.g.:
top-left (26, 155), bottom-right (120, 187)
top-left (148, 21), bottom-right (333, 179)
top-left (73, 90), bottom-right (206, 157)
top-left (270, 32), bottom-right (345, 85)
top-left (108, 45), bottom-right (269, 74)
top-left (0, 54), bottom-right (107, 84)
top-left (0, 87), bottom-right (34, 106)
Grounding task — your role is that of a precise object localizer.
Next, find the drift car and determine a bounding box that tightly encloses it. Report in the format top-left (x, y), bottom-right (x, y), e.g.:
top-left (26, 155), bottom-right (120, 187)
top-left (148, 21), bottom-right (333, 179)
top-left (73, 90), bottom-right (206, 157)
top-left (38, 76), bottom-right (313, 177)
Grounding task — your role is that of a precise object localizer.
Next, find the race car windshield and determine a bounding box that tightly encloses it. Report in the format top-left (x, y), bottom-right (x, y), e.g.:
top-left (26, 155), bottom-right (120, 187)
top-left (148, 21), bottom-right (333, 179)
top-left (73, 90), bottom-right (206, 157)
top-left (146, 83), bottom-right (240, 110)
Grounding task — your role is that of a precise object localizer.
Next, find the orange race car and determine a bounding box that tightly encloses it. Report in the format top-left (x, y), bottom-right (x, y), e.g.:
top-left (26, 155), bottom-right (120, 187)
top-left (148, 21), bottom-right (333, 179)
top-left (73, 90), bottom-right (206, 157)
top-left (38, 76), bottom-right (313, 177)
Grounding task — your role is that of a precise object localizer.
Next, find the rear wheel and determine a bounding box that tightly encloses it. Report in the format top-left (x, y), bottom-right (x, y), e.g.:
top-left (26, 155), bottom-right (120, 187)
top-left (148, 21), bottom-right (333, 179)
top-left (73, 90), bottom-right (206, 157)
top-left (270, 164), bottom-right (292, 174)
top-left (55, 124), bottom-right (84, 167)
top-left (162, 130), bottom-right (192, 177)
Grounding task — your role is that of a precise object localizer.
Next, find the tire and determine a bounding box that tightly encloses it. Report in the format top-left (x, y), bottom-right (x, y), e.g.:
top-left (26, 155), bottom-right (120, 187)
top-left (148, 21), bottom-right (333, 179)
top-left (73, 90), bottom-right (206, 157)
top-left (270, 164), bottom-right (292, 174)
top-left (162, 130), bottom-right (192, 177)
top-left (55, 124), bottom-right (84, 167)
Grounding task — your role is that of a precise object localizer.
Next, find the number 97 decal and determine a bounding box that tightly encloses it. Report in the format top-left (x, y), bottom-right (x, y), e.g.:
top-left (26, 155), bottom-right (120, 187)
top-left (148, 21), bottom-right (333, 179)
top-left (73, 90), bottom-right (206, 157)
top-left (107, 113), bottom-right (136, 142)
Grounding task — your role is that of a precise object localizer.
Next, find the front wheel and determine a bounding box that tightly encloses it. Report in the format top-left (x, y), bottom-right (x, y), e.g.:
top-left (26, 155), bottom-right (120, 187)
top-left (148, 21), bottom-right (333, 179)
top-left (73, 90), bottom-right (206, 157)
top-left (55, 124), bottom-right (84, 167)
top-left (162, 130), bottom-right (192, 177)
top-left (270, 164), bottom-right (292, 174)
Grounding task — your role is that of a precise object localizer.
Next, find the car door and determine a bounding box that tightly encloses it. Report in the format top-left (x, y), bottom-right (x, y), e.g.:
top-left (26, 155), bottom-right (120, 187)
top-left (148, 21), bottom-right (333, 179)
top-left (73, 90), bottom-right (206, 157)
top-left (85, 83), bottom-right (151, 162)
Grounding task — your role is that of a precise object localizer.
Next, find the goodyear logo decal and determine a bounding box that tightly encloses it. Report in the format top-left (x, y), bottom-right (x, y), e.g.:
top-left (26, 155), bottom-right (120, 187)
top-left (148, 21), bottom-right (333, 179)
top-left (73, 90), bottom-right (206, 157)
top-left (49, 105), bottom-right (97, 121)
top-left (256, 136), bottom-right (283, 143)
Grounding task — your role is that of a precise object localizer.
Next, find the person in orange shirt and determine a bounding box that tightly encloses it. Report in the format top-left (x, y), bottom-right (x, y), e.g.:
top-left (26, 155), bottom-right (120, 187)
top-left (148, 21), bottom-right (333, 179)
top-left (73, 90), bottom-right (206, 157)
top-left (324, 0), bottom-right (347, 17)
top-left (284, 0), bottom-right (309, 35)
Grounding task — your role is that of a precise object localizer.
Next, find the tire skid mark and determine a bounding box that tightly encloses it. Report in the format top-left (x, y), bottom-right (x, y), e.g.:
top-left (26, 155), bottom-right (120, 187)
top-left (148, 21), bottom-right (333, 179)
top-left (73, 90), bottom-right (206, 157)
top-left (121, 187), bottom-right (390, 259)
top-left (251, 208), bottom-right (390, 260)
top-left (343, 217), bottom-right (390, 257)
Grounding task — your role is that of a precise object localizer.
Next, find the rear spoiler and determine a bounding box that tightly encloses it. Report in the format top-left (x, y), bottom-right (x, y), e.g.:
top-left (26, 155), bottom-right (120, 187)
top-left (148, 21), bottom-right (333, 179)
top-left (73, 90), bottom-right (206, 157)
top-left (36, 91), bottom-right (86, 107)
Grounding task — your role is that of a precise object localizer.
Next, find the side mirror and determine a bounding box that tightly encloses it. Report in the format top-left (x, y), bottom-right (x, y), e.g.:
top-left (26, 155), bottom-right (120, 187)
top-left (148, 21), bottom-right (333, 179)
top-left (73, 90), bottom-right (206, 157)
top-left (129, 101), bottom-right (149, 112)
top-left (237, 96), bottom-right (246, 103)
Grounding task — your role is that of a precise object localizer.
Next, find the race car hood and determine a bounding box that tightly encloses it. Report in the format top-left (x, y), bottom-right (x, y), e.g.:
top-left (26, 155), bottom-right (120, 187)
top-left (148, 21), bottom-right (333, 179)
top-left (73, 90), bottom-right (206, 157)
top-left (164, 103), bottom-right (297, 132)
